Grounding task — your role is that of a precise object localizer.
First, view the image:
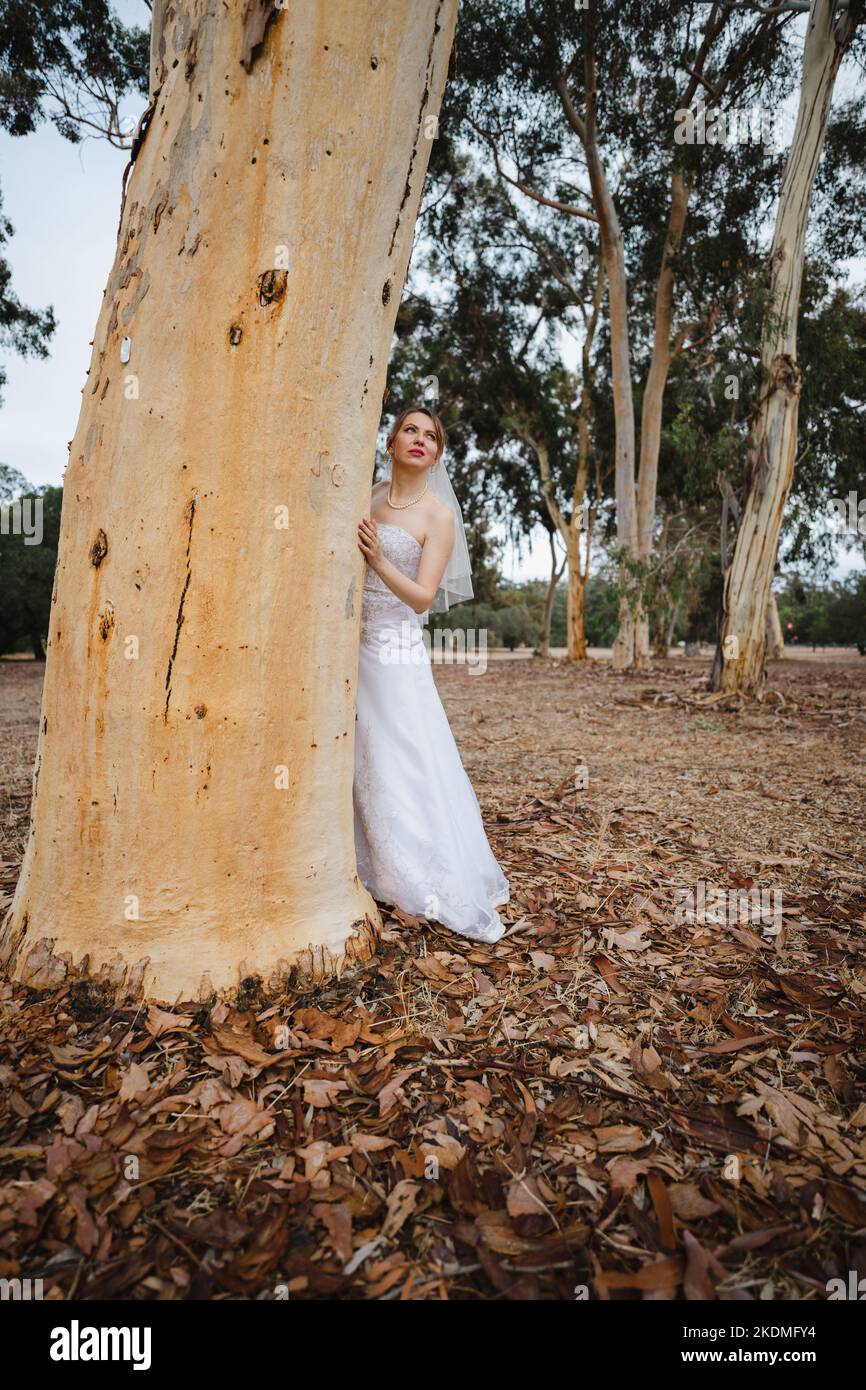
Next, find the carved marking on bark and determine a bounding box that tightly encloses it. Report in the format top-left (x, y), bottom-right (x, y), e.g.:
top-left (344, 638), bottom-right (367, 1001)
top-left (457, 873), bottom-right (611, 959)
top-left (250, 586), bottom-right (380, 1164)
top-left (240, 0), bottom-right (280, 74)
top-left (257, 269), bottom-right (288, 306)
top-left (345, 575), bottom-right (356, 618)
top-left (98, 605), bottom-right (116, 643)
top-left (229, 322), bottom-right (243, 346)
top-left (164, 496), bottom-right (198, 722)
top-left (381, 280), bottom-right (392, 305)
top-left (90, 530), bottom-right (109, 568)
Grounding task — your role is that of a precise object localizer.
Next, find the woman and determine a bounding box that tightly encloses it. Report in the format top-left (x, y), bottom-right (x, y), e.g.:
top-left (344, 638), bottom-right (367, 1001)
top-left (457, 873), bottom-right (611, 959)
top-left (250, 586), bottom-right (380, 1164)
top-left (353, 404), bottom-right (510, 943)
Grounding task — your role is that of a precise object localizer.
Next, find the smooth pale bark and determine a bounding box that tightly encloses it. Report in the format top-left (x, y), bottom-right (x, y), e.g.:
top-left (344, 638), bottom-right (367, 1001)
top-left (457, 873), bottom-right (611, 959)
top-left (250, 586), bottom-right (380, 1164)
top-left (566, 541), bottom-right (589, 661)
top-left (535, 531), bottom-right (565, 658)
top-left (713, 0), bottom-right (849, 694)
top-left (521, 425), bottom-right (596, 662)
top-left (658, 601), bottom-right (679, 659)
top-left (1, 0), bottom-right (458, 1004)
top-left (555, 69), bottom-right (637, 671)
top-left (766, 590), bottom-right (785, 659)
top-left (634, 170), bottom-right (694, 665)
top-left (567, 267), bottom-right (603, 662)
top-left (584, 137), bottom-right (637, 672)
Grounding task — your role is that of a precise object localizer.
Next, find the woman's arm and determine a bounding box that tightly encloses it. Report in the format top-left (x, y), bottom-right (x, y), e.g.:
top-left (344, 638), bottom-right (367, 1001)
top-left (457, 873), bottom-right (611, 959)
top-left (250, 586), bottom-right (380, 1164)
top-left (357, 512), bottom-right (455, 614)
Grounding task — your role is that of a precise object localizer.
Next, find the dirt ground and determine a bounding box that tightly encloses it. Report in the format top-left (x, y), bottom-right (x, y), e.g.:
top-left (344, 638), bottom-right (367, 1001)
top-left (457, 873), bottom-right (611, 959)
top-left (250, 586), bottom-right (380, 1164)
top-left (1, 653), bottom-right (865, 1301)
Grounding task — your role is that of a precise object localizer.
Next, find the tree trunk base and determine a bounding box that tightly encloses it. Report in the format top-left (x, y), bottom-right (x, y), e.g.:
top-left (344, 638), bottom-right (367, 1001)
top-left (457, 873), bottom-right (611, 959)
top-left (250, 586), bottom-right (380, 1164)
top-left (0, 900), bottom-right (381, 1007)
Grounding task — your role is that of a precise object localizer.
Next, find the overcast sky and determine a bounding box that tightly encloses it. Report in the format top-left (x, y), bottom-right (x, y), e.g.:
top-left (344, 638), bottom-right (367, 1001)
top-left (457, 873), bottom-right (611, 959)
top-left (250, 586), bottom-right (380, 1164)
top-left (0, 2), bottom-right (862, 583)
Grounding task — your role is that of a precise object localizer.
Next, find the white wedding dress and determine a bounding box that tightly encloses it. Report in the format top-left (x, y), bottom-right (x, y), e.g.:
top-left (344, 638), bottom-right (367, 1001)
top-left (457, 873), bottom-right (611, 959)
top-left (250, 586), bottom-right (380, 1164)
top-left (353, 522), bottom-right (510, 943)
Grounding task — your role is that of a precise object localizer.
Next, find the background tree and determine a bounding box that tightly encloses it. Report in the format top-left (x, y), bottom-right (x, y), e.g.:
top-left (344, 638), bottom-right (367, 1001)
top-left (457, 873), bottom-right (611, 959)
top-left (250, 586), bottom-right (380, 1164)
top-left (713, 0), bottom-right (865, 694)
top-left (0, 473), bottom-right (62, 658)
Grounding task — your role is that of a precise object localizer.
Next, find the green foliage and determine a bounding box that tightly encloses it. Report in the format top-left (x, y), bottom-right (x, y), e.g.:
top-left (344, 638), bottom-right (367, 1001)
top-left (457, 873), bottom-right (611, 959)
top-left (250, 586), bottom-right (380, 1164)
top-left (428, 569), bottom-right (623, 651)
top-left (0, 0), bottom-right (149, 405)
top-left (496, 601), bottom-right (538, 651)
top-left (0, 0), bottom-right (149, 141)
top-left (776, 571), bottom-right (866, 649)
top-left (0, 481), bottom-right (62, 658)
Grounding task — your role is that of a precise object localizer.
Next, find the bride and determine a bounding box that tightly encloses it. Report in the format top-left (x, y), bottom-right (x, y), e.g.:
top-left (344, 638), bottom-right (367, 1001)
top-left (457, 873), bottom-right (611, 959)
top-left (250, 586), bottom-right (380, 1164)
top-left (353, 403), bottom-right (510, 944)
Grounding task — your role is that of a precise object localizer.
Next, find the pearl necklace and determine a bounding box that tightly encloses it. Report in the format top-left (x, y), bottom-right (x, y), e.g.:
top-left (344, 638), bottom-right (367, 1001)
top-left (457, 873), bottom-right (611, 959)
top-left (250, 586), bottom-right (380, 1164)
top-left (387, 478), bottom-right (429, 510)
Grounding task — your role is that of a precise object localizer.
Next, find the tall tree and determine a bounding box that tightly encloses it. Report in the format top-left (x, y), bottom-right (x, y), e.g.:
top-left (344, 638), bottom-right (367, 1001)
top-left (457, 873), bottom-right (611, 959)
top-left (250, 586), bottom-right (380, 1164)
top-left (712, 0), bottom-right (864, 693)
top-left (1, 0), bottom-right (458, 1004)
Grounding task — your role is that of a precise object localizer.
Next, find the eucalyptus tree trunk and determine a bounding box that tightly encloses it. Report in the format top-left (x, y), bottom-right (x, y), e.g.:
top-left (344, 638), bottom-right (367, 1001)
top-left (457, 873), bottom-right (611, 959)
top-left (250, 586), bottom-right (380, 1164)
top-left (713, 0), bottom-right (854, 695)
top-left (634, 169), bottom-right (694, 665)
top-left (766, 590), bottom-right (785, 659)
top-left (522, 421), bottom-right (596, 663)
top-left (585, 136), bottom-right (637, 672)
top-left (535, 531), bottom-right (564, 658)
top-left (1, 0), bottom-right (458, 1004)
top-left (567, 541), bottom-right (589, 660)
top-left (555, 65), bottom-right (637, 671)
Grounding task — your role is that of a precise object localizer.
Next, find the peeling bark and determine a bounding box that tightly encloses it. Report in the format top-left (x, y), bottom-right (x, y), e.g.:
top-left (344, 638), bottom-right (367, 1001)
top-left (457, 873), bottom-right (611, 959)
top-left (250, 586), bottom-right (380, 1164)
top-left (713, 0), bottom-right (851, 695)
top-left (240, 1), bottom-right (280, 74)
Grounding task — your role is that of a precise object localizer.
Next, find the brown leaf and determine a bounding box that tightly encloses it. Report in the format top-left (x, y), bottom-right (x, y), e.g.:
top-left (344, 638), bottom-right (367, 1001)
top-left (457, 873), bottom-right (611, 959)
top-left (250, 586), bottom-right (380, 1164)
top-left (313, 1201), bottom-right (353, 1264)
top-left (377, 1068), bottom-right (421, 1117)
top-left (118, 1061), bottom-right (151, 1102)
top-left (596, 1255), bottom-right (683, 1293)
top-left (682, 1229), bottom-right (726, 1300)
top-left (207, 1026), bottom-right (276, 1067)
top-left (302, 1077), bottom-right (349, 1109)
top-left (145, 1005), bottom-right (193, 1039)
top-left (506, 1174), bottom-right (549, 1219)
top-left (647, 1172), bottom-right (677, 1250)
top-left (382, 1180), bottom-right (420, 1239)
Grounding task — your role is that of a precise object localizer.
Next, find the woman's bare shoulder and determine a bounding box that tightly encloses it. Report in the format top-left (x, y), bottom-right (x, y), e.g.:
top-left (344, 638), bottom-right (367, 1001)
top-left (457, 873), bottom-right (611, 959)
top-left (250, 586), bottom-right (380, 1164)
top-left (426, 492), bottom-right (454, 531)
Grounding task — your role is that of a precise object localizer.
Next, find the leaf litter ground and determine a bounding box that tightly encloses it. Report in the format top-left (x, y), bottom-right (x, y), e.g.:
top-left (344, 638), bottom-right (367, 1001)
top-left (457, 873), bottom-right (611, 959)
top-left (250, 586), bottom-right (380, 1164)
top-left (0, 654), bottom-right (864, 1300)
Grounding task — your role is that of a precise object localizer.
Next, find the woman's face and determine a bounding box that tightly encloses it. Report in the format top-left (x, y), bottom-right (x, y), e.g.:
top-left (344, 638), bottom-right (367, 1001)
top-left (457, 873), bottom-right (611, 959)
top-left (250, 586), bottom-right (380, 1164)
top-left (391, 412), bottom-right (439, 472)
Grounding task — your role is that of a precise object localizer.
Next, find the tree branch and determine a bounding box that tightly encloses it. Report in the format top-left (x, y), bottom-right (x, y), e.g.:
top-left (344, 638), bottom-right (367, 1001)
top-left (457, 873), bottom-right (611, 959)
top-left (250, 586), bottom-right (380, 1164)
top-left (465, 116), bottom-right (598, 222)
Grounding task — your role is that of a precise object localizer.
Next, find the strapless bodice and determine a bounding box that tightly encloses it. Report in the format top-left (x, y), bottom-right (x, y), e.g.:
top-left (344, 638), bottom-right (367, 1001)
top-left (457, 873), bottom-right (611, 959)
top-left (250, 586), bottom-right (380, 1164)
top-left (361, 523), bottom-right (424, 647)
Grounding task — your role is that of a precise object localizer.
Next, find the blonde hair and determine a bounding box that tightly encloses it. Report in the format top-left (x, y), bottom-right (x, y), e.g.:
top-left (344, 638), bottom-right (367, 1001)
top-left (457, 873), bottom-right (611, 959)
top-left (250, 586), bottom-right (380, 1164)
top-left (385, 403), bottom-right (447, 463)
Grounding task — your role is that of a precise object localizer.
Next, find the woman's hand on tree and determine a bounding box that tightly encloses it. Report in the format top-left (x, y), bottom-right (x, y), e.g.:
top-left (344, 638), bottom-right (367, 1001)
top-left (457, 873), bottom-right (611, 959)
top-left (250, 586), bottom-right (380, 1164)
top-left (357, 516), bottom-right (383, 571)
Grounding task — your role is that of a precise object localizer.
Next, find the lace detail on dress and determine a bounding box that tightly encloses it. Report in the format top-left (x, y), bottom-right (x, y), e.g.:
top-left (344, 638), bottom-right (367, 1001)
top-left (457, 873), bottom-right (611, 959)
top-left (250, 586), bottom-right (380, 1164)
top-left (360, 523), bottom-right (424, 646)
